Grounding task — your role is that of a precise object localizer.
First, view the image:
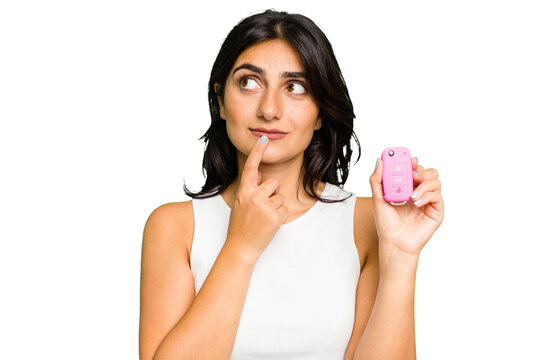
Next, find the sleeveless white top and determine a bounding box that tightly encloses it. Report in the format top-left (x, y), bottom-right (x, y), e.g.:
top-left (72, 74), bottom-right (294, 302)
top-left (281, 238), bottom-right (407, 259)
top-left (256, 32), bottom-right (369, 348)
top-left (190, 182), bottom-right (361, 359)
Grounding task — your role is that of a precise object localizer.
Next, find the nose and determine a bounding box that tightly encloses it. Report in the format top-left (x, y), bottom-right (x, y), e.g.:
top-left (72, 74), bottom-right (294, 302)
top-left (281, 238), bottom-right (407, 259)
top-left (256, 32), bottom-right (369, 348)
top-left (257, 87), bottom-right (282, 121)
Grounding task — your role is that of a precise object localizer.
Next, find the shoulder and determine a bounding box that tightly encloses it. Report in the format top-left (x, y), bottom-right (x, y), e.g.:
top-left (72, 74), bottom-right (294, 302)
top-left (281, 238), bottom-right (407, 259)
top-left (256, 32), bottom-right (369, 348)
top-left (139, 201), bottom-right (195, 359)
top-left (353, 196), bottom-right (378, 269)
top-left (144, 200), bottom-right (193, 233)
top-left (143, 200), bottom-right (194, 261)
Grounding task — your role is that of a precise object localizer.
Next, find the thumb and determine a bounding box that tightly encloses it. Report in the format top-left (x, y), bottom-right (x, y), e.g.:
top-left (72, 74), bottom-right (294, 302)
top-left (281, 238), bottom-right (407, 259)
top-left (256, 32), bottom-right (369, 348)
top-left (369, 158), bottom-right (384, 202)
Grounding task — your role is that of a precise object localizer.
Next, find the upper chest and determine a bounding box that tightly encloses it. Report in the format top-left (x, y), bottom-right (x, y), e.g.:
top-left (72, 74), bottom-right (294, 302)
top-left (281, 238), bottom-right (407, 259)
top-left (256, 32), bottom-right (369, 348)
top-left (179, 196), bottom-right (372, 269)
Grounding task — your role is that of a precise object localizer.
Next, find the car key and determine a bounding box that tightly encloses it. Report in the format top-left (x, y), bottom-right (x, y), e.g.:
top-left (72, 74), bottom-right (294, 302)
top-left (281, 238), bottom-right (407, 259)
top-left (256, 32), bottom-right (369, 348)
top-left (381, 146), bottom-right (413, 205)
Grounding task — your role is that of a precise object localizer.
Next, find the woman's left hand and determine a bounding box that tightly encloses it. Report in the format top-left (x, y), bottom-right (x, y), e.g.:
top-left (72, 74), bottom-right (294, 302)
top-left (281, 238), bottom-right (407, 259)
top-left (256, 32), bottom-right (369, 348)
top-left (369, 157), bottom-right (444, 257)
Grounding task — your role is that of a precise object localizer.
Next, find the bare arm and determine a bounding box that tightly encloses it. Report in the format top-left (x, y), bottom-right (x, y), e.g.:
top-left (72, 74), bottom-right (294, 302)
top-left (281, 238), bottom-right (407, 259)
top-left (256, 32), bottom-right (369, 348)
top-left (152, 240), bottom-right (258, 360)
top-left (353, 244), bottom-right (418, 360)
top-left (138, 203), bottom-right (261, 360)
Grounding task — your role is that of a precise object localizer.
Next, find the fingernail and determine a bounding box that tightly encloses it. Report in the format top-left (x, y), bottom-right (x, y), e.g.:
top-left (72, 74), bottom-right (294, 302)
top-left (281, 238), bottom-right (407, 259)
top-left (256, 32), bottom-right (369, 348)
top-left (414, 198), bottom-right (422, 206)
top-left (414, 157), bottom-right (418, 162)
top-left (259, 135), bottom-right (268, 144)
top-left (415, 170), bottom-right (421, 177)
top-left (411, 191), bottom-right (419, 199)
top-left (374, 158), bottom-right (380, 171)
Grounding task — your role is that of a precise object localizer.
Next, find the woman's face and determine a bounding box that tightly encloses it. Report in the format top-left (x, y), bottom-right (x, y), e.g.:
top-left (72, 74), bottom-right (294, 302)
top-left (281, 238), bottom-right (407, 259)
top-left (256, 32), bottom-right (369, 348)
top-left (215, 39), bottom-right (322, 165)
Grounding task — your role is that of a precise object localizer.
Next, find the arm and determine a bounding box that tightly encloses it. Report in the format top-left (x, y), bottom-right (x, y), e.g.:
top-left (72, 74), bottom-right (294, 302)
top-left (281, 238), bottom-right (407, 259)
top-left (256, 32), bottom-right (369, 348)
top-left (153, 241), bottom-right (258, 360)
top-left (353, 243), bottom-right (418, 360)
top-left (352, 157), bottom-right (443, 359)
top-left (139, 204), bottom-right (259, 360)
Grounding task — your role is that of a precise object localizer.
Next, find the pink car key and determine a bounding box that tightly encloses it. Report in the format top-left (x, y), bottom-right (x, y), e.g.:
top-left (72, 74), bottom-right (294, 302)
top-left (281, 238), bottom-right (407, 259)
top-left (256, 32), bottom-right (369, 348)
top-left (381, 147), bottom-right (413, 205)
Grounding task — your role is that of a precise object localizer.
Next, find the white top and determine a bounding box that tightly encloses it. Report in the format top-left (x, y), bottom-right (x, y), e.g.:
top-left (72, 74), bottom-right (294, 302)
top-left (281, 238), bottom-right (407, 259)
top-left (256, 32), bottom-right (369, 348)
top-left (190, 182), bottom-right (361, 359)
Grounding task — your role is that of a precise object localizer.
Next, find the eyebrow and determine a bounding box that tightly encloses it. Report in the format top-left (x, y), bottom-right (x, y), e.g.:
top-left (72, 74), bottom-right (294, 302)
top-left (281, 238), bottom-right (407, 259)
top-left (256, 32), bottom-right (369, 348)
top-left (232, 63), bottom-right (306, 79)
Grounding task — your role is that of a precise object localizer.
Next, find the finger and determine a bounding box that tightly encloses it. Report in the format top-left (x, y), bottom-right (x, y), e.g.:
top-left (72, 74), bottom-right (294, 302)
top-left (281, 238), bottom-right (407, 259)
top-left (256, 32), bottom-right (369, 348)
top-left (418, 167), bottom-right (439, 181)
top-left (428, 191), bottom-right (444, 220)
top-left (369, 157), bottom-right (384, 202)
top-left (413, 164), bottom-right (424, 185)
top-left (269, 192), bottom-right (285, 209)
top-left (412, 157), bottom-right (418, 171)
top-left (259, 177), bottom-right (281, 199)
top-left (261, 177), bottom-right (280, 198)
top-left (411, 190), bottom-right (444, 217)
top-left (410, 178), bottom-right (441, 202)
top-left (271, 180), bottom-right (280, 196)
top-left (239, 135), bottom-right (269, 190)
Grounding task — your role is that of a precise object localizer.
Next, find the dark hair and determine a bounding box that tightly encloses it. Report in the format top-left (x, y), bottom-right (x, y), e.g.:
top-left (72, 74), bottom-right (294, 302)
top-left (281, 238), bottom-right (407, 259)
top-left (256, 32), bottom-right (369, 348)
top-left (183, 9), bottom-right (360, 203)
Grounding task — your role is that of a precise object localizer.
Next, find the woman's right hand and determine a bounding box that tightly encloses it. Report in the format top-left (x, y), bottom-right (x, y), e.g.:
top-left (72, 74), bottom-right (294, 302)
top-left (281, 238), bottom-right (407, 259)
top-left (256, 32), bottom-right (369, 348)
top-left (225, 135), bottom-right (288, 261)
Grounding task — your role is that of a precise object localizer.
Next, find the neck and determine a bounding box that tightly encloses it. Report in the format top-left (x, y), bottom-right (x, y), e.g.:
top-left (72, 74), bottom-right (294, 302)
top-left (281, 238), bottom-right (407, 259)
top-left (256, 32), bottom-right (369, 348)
top-left (225, 151), bottom-right (324, 210)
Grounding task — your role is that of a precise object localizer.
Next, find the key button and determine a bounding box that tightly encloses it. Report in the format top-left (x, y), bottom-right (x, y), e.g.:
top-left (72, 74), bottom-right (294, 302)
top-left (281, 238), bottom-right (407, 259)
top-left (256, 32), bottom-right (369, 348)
top-left (391, 163), bottom-right (406, 175)
top-left (391, 175), bottom-right (405, 185)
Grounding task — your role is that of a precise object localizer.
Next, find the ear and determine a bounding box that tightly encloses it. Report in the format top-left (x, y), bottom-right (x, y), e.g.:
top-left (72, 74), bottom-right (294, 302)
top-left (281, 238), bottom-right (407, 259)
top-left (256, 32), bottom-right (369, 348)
top-left (314, 115), bottom-right (322, 130)
top-left (214, 82), bottom-right (226, 120)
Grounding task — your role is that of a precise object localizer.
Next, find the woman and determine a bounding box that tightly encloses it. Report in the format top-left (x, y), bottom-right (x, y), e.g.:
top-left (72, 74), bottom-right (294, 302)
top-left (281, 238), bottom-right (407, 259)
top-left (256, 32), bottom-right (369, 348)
top-left (139, 9), bottom-right (444, 360)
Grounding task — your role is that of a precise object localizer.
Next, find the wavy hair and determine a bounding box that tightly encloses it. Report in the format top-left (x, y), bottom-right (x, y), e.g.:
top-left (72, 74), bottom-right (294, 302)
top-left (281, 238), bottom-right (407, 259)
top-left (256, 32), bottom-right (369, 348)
top-left (183, 9), bottom-right (360, 203)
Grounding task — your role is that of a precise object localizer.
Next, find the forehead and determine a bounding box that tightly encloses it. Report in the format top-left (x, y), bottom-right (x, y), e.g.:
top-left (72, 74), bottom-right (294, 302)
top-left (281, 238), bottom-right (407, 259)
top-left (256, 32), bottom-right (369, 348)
top-left (231, 40), bottom-right (304, 73)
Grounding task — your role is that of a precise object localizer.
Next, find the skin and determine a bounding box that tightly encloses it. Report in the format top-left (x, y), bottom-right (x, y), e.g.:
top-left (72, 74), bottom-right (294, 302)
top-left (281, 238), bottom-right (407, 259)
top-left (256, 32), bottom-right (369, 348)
top-left (139, 37), bottom-right (444, 360)
top-left (214, 39), bottom-right (324, 223)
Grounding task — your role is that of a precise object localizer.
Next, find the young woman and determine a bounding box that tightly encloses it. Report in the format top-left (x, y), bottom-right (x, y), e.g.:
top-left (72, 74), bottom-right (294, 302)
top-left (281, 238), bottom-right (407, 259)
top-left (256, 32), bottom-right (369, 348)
top-left (139, 9), bottom-right (444, 360)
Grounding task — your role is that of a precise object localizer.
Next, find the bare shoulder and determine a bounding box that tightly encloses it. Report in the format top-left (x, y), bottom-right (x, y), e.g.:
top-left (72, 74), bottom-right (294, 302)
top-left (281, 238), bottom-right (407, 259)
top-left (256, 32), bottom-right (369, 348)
top-left (143, 200), bottom-right (194, 262)
top-left (139, 200), bottom-right (195, 360)
top-left (353, 196), bottom-right (378, 269)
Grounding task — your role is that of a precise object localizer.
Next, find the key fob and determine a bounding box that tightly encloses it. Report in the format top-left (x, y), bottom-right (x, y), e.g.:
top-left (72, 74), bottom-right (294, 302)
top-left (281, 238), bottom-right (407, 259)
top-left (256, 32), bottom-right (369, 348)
top-left (381, 147), bottom-right (413, 205)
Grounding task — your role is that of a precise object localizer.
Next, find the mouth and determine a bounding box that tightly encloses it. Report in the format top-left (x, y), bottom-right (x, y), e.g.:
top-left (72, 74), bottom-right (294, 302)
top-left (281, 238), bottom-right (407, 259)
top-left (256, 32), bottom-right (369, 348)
top-left (250, 129), bottom-right (288, 140)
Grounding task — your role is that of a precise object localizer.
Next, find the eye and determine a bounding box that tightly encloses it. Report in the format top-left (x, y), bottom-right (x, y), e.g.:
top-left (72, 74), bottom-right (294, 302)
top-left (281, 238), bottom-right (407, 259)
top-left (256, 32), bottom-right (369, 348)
top-left (286, 82), bottom-right (306, 95)
top-left (239, 76), bottom-right (260, 90)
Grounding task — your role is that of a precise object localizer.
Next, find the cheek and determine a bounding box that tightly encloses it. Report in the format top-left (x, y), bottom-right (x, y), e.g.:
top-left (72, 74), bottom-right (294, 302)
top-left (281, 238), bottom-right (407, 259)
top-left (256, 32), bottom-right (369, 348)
top-left (223, 96), bottom-right (254, 152)
top-left (225, 90), bottom-right (256, 119)
top-left (289, 103), bottom-right (319, 131)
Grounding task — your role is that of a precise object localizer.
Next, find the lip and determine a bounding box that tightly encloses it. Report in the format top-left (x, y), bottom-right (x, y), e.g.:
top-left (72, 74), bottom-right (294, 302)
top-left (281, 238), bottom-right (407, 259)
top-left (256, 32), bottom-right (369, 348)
top-left (250, 127), bottom-right (287, 134)
top-left (250, 130), bottom-right (287, 140)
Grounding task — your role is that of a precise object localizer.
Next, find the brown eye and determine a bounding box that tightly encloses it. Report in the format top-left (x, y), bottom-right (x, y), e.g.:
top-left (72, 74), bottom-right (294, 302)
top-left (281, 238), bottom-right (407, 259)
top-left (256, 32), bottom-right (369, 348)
top-left (239, 77), bottom-right (258, 89)
top-left (287, 82), bottom-right (306, 94)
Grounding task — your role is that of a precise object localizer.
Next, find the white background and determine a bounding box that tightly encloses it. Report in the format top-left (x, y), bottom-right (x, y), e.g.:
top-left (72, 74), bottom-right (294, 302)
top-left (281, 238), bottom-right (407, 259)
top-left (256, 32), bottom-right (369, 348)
top-left (1, 0), bottom-right (539, 359)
